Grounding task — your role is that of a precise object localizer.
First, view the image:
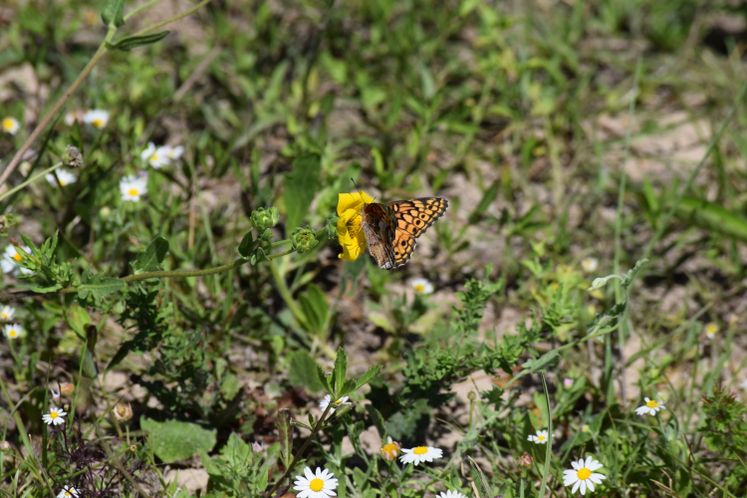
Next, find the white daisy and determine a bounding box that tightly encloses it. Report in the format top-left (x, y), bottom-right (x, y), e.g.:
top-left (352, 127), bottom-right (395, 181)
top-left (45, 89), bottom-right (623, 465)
top-left (581, 257), bottom-right (599, 273)
top-left (2, 117), bottom-right (20, 135)
top-left (2, 245), bottom-right (32, 274)
top-left (56, 485), bottom-right (79, 498)
top-left (82, 109), bottom-right (109, 129)
top-left (635, 397), bottom-right (665, 416)
top-left (436, 491), bottom-right (467, 498)
top-left (399, 445), bottom-right (443, 465)
top-left (140, 143), bottom-right (170, 169)
top-left (527, 429), bottom-right (549, 444)
top-left (42, 406), bottom-right (66, 426)
top-left (563, 456), bottom-right (606, 495)
top-left (704, 322), bottom-right (718, 340)
top-left (64, 109), bottom-right (85, 126)
top-left (319, 394), bottom-right (350, 414)
top-left (3, 323), bottom-right (25, 340)
top-left (46, 168), bottom-right (77, 187)
top-left (293, 466), bottom-right (338, 498)
top-left (0, 305), bottom-right (15, 321)
top-left (410, 277), bottom-right (434, 295)
top-left (119, 174), bottom-right (148, 202)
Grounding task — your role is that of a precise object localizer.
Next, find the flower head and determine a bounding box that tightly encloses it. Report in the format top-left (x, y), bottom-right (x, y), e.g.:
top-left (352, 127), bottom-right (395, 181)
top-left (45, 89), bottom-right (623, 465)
top-left (2, 245), bottom-right (32, 274)
top-left (113, 401), bottom-right (133, 421)
top-left (399, 445), bottom-right (443, 465)
top-left (410, 277), bottom-right (434, 295)
top-left (635, 397), bottom-right (665, 416)
top-left (293, 466), bottom-right (338, 498)
top-left (380, 436), bottom-right (400, 461)
top-left (563, 456), bottom-right (606, 495)
top-left (527, 429), bottom-right (549, 444)
top-left (0, 305), bottom-right (15, 321)
top-left (2, 117), bottom-right (20, 135)
top-left (163, 144), bottom-right (184, 161)
top-left (119, 174), bottom-right (148, 202)
top-left (140, 143), bottom-right (170, 169)
top-left (64, 109), bottom-right (85, 126)
top-left (82, 109), bottom-right (109, 129)
top-left (581, 257), bottom-right (599, 273)
top-left (436, 492), bottom-right (467, 498)
top-left (3, 323), bottom-right (25, 340)
top-left (46, 168), bottom-right (77, 187)
top-left (57, 485), bottom-right (80, 498)
top-left (319, 394), bottom-right (350, 415)
top-left (42, 406), bottom-right (67, 426)
top-left (704, 322), bottom-right (718, 339)
top-left (336, 191), bottom-right (374, 262)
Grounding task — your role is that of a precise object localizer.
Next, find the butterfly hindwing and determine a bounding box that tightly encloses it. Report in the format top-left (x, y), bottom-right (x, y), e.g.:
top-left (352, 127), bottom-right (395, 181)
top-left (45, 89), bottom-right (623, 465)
top-left (389, 197), bottom-right (448, 268)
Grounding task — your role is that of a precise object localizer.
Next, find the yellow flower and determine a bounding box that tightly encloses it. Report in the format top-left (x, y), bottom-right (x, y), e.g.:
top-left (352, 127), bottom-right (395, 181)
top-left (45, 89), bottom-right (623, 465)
top-left (336, 191), bottom-right (374, 262)
top-left (380, 436), bottom-right (401, 461)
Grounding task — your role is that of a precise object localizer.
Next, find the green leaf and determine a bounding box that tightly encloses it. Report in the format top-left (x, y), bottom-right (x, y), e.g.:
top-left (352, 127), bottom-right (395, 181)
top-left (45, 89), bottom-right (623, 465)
top-left (237, 231), bottom-right (254, 258)
top-left (66, 304), bottom-right (91, 337)
top-left (332, 347), bottom-right (347, 395)
top-left (288, 350), bottom-right (325, 392)
top-left (677, 196), bottom-right (747, 242)
top-left (100, 0), bottom-right (125, 27)
top-left (219, 373), bottom-right (241, 400)
top-left (283, 153), bottom-right (321, 232)
top-left (354, 365), bottom-right (381, 391)
top-left (133, 237), bottom-right (170, 272)
top-left (109, 31), bottom-right (171, 51)
top-left (77, 275), bottom-right (126, 304)
top-left (277, 410), bottom-right (293, 469)
top-left (141, 417), bottom-right (216, 464)
top-left (297, 284), bottom-right (329, 336)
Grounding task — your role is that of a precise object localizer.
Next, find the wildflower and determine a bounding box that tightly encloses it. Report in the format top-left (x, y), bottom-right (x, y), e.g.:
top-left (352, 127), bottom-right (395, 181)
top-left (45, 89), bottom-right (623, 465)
top-left (319, 394), bottom-right (350, 414)
top-left (2, 245), bottom-right (31, 274)
top-left (2, 117), bottom-right (20, 135)
top-left (119, 174), bottom-right (148, 202)
top-left (42, 406), bottom-right (66, 426)
top-left (140, 143), bottom-right (170, 169)
top-left (0, 305), bottom-right (15, 321)
top-left (57, 485), bottom-right (79, 498)
top-left (163, 144), bottom-right (184, 161)
top-left (436, 492), bottom-right (467, 498)
top-left (399, 445), bottom-right (443, 465)
top-left (113, 401), bottom-right (133, 421)
top-left (380, 436), bottom-right (400, 461)
top-left (3, 323), bottom-right (25, 340)
top-left (293, 466), bottom-right (338, 498)
top-left (563, 377), bottom-right (574, 388)
top-left (252, 440), bottom-right (266, 453)
top-left (581, 257), bottom-right (599, 273)
top-left (82, 109), bottom-right (109, 129)
top-left (563, 456), bottom-right (606, 495)
top-left (635, 397), bottom-right (665, 416)
top-left (46, 168), bottom-right (77, 187)
top-left (64, 109), bottom-right (85, 126)
top-left (336, 191), bottom-right (374, 262)
top-left (410, 277), bottom-right (434, 295)
top-left (704, 322), bottom-right (718, 340)
top-left (527, 429), bottom-right (549, 444)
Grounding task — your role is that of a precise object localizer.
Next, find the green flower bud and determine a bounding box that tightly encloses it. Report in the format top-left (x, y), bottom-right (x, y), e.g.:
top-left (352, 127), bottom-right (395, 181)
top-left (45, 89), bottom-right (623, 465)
top-left (291, 227), bottom-right (318, 254)
top-left (250, 207), bottom-right (279, 231)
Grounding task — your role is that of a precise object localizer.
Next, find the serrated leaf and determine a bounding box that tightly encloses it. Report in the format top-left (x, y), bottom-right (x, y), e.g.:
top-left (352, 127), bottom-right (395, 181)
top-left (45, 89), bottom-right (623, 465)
top-left (77, 276), bottom-right (126, 304)
top-left (284, 153), bottom-right (321, 232)
top-left (141, 417), bottom-right (216, 464)
top-left (109, 31), bottom-right (171, 51)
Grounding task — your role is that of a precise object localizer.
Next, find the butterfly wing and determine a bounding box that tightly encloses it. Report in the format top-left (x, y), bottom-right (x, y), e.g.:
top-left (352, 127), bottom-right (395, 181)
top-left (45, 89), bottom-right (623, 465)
top-left (389, 197), bottom-right (448, 267)
top-left (361, 202), bottom-right (398, 269)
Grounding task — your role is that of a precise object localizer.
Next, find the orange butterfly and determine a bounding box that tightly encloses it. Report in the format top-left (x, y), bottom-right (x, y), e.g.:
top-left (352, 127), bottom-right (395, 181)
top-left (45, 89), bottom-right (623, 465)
top-left (360, 197), bottom-right (448, 269)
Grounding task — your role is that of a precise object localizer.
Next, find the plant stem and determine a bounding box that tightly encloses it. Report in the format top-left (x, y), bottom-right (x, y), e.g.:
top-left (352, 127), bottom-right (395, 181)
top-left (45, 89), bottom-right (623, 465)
top-left (0, 162), bottom-right (62, 203)
top-left (122, 258), bottom-right (246, 282)
top-left (0, 26), bottom-right (117, 189)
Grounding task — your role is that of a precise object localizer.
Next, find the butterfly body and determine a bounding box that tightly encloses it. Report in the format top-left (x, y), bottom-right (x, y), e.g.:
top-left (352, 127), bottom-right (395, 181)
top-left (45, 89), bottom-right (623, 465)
top-left (360, 197), bottom-right (448, 269)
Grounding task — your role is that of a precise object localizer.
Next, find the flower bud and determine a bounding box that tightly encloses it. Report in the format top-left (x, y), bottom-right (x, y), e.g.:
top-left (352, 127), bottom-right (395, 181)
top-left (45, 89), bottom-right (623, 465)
top-left (113, 401), bottom-right (133, 422)
top-left (291, 227), bottom-right (317, 254)
top-left (250, 207), bottom-right (279, 231)
top-left (64, 145), bottom-right (84, 169)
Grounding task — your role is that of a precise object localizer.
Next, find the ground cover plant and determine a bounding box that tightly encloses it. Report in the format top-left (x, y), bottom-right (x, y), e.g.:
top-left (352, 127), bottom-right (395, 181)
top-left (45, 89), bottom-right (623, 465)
top-left (1, 0), bottom-right (746, 496)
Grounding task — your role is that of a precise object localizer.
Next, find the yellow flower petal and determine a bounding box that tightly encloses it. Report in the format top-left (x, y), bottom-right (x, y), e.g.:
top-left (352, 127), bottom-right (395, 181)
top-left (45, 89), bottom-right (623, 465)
top-left (336, 191), bottom-right (374, 261)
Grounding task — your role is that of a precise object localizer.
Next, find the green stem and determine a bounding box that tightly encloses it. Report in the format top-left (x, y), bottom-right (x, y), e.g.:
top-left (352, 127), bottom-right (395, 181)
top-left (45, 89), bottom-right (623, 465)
top-left (122, 258), bottom-right (245, 282)
top-left (124, 0), bottom-right (162, 21)
top-left (0, 162), bottom-right (62, 203)
top-left (131, 0), bottom-right (212, 37)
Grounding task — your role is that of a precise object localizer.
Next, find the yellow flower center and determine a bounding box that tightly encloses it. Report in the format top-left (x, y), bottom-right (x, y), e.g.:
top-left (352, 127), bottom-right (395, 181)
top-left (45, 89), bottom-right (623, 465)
top-left (413, 446), bottom-right (428, 455)
top-left (49, 411), bottom-right (59, 420)
top-left (705, 323), bottom-right (718, 336)
top-left (64, 492), bottom-right (73, 497)
top-left (150, 152), bottom-right (159, 162)
top-left (414, 283), bottom-right (426, 293)
top-left (381, 442), bottom-right (400, 459)
top-left (92, 118), bottom-right (104, 128)
top-left (128, 188), bottom-right (140, 197)
top-left (2, 118), bottom-right (14, 130)
top-left (537, 434), bottom-right (546, 442)
top-left (333, 398), bottom-right (344, 406)
top-left (646, 399), bottom-right (659, 409)
top-left (309, 478), bottom-right (324, 491)
top-left (1, 312), bottom-right (8, 319)
top-left (577, 467), bottom-right (592, 480)
top-left (12, 252), bottom-right (22, 262)
top-left (8, 328), bottom-right (18, 338)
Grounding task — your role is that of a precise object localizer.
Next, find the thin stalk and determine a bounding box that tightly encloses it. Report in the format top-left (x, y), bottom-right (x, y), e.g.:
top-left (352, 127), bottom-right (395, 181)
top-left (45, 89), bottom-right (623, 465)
top-left (0, 162), bottom-right (62, 203)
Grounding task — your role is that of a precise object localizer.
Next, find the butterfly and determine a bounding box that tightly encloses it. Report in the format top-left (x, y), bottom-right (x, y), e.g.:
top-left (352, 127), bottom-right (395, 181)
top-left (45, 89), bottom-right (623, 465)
top-left (360, 197), bottom-right (448, 269)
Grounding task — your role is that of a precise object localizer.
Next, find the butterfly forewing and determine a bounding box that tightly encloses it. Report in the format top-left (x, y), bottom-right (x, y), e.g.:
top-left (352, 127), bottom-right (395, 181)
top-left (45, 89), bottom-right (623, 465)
top-left (361, 196), bottom-right (448, 269)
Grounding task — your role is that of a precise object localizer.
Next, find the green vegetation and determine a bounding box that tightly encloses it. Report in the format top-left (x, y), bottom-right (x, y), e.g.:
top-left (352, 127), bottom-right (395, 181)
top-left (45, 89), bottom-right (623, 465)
top-left (1, 0), bottom-right (746, 496)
